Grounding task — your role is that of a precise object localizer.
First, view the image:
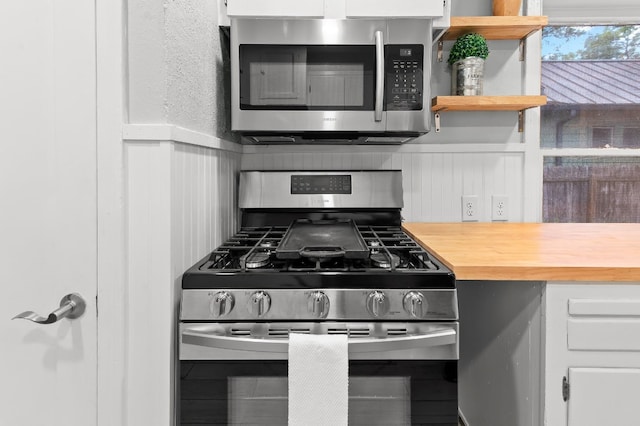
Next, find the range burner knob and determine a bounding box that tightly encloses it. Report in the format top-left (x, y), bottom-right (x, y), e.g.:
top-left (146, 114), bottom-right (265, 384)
top-left (247, 291), bottom-right (271, 318)
top-left (403, 291), bottom-right (427, 319)
top-left (307, 291), bottom-right (330, 319)
top-left (366, 291), bottom-right (390, 318)
top-left (210, 291), bottom-right (235, 318)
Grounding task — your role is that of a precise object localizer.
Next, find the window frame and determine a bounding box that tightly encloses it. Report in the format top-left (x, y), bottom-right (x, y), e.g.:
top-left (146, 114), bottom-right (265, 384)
top-left (540, 23), bottom-right (640, 223)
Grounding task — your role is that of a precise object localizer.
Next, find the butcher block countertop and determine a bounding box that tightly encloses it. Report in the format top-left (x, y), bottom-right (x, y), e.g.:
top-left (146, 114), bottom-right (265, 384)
top-left (402, 223), bottom-right (640, 282)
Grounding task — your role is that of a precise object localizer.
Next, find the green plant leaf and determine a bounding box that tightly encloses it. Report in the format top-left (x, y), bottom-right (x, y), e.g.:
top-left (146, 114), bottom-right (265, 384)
top-left (448, 33), bottom-right (490, 65)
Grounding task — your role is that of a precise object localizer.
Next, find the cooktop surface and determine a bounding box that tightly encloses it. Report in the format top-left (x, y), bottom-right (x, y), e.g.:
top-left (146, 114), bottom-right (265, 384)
top-left (182, 224), bottom-right (455, 289)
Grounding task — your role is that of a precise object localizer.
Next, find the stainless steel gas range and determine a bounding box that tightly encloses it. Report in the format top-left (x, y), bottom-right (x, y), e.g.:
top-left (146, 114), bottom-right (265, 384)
top-left (179, 170), bottom-right (459, 426)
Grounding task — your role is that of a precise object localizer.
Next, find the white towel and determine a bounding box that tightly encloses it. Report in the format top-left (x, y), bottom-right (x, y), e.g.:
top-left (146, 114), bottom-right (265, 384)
top-left (288, 333), bottom-right (349, 426)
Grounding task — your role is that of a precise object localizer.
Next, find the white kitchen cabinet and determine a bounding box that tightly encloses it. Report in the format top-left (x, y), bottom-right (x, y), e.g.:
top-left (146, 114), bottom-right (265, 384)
top-left (567, 368), bottom-right (640, 426)
top-left (544, 283), bottom-right (640, 426)
top-left (345, 0), bottom-right (445, 18)
top-left (226, 0), bottom-right (324, 18)
top-left (226, 0), bottom-right (445, 19)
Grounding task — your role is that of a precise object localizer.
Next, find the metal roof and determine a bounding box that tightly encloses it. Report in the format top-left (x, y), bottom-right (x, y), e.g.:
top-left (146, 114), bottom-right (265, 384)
top-left (541, 60), bottom-right (640, 105)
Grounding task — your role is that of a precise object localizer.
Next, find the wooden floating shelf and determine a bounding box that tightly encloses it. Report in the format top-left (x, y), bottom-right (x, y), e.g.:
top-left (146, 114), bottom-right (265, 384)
top-left (444, 16), bottom-right (548, 40)
top-left (431, 95), bottom-right (548, 112)
top-left (433, 17), bottom-right (548, 132)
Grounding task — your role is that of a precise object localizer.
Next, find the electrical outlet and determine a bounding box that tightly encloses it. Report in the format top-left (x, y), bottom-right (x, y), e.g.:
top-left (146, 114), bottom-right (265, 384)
top-left (462, 195), bottom-right (479, 221)
top-left (492, 195), bottom-right (509, 221)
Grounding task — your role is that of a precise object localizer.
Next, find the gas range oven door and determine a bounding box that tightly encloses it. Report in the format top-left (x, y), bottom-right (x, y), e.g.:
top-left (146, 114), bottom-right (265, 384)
top-left (179, 322), bottom-right (459, 426)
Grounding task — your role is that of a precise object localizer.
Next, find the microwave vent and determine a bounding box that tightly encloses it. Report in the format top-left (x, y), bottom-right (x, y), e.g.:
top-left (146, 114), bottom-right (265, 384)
top-left (246, 136), bottom-right (296, 144)
top-left (365, 136), bottom-right (413, 144)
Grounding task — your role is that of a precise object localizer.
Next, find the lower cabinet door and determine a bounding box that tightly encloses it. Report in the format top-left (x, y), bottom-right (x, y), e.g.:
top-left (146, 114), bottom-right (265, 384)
top-left (569, 367), bottom-right (640, 426)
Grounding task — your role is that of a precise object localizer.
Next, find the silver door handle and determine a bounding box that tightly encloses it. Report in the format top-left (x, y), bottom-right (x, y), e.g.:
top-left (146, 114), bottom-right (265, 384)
top-left (12, 293), bottom-right (86, 324)
top-left (183, 328), bottom-right (456, 354)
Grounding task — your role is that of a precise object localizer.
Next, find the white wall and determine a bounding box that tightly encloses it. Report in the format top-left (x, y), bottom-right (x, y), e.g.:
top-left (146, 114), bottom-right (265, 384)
top-left (241, 0), bottom-right (544, 223)
top-left (128, 0), bottom-right (236, 141)
top-left (126, 0), bottom-right (543, 224)
top-left (125, 0), bottom-right (242, 424)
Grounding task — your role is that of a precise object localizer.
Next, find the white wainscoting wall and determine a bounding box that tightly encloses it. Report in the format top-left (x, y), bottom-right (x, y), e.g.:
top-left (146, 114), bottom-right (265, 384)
top-left (124, 132), bottom-right (241, 425)
top-left (241, 146), bottom-right (526, 222)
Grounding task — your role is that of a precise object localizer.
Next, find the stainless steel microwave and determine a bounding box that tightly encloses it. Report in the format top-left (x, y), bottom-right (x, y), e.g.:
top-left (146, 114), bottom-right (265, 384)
top-left (230, 19), bottom-right (435, 144)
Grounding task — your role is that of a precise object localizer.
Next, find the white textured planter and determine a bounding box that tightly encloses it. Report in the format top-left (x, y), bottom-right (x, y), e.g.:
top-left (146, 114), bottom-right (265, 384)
top-left (451, 57), bottom-right (485, 96)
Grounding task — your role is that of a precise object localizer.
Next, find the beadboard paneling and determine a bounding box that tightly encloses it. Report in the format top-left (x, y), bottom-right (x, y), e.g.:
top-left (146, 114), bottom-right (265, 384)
top-left (172, 142), bottom-right (240, 276)
top-left (125, 140), bottom-right (240, 426)
top-left (242, 151), bottom-right (524, 222)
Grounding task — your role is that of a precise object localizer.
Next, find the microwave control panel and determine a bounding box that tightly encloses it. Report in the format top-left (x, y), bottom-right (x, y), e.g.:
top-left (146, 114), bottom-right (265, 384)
top-left (385, 45), bottom-right (424, 111)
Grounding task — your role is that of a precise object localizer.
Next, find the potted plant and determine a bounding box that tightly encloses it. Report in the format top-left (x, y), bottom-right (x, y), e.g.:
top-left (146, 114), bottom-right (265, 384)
top-left (448, 33), bottom-right (489, 95)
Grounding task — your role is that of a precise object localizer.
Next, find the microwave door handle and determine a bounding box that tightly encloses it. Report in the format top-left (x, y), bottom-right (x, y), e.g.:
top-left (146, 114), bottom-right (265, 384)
top-left (182, 328), bottom-right (456, 354)
top-left (374, 30), bottom-right (384, 122)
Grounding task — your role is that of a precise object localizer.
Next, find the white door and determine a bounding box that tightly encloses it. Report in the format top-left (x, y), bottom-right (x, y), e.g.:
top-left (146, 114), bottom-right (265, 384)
top-left (568, 368), bottom-right (640, 426)
top-left (0, 0), bottom-right (97, 425)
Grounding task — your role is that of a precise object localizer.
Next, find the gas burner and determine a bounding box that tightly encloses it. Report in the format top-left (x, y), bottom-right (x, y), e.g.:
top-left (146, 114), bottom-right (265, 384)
top-left (370, 253), bottom-right (401, 269)
top-left (244, 252), bottom-right (271, 269)
top-left (260, 241), bottom-right (276, 248)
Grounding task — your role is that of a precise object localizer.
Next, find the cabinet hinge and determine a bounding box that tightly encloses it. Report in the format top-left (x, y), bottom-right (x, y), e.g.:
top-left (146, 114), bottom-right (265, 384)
top-left (562, 376), bottom-right (570, 402)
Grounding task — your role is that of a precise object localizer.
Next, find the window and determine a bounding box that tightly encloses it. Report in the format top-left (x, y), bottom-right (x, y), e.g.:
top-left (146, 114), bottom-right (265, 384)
top-left (622, 127), bottom-right (640, 147)
top-left (591, 127), bottom-right (612, 148)
top-left (541, 25), bottom-right (640, 222)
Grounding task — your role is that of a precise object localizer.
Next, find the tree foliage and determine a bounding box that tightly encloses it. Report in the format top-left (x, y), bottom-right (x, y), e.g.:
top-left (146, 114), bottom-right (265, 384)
top-left (543, 25), bottom-right (640, 60)
top-left (580, 26), bottom-right (640, 59)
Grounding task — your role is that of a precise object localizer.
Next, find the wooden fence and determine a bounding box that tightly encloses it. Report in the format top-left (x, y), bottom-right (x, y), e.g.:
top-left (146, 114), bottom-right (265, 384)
top-left (543, 163), bottom-right (640, 222)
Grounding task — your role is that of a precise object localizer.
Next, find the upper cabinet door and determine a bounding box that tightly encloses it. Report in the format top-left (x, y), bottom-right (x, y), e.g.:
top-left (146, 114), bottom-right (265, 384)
top-left (345, 0), bottom-right (445, 18)
top-left (568, 368), bottom-right (640, 426)
top-left (226, 0), bottom-right (446, 19)
top-left (226, 0), bottom-right (324, 18)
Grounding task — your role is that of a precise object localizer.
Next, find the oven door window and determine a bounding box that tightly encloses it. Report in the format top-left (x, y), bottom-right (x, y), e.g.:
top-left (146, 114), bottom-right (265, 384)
top-left (239, 45), bottom-right (375, 111)
top-left (180, 361), bottom-right (458, 425)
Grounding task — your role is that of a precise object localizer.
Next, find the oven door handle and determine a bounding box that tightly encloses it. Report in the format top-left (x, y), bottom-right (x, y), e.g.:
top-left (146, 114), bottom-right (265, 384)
top-left (182, 328), bottom-right (456, 354)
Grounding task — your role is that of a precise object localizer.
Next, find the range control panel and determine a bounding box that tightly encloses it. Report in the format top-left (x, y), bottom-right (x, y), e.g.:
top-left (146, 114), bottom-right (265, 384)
top-left (181, 288), bottom-right (459, 321)
top-left (385, 44), bottom-right (424, 111)
top-left (290, 174), bottom-right (352, 194)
